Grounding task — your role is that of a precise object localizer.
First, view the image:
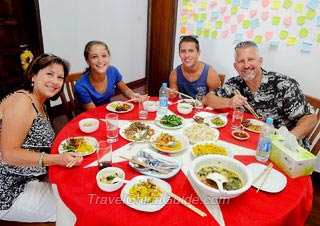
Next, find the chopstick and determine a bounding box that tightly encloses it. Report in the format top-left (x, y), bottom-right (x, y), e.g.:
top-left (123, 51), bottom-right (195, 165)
top-left (119, 156), bottom-right (170, 174)
top-left (166, 87), bottom-right (194, 100)
top-left (235, 90), bottom-right (260, 119)
top-left (66, 156), bottom-right (81, 168)
top-left (253, 163), bottom-right (273, 193)
top-left (123, 94), bottom-right (148, 103)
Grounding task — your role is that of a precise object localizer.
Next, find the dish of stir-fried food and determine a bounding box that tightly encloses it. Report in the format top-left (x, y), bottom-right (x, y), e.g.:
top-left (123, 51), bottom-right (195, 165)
top-left (121, 122), bottom-right (155, 141)
top-left (106, 101), bottom-right (134, 113)
top-left (59, 136), bottom-right (97, 156)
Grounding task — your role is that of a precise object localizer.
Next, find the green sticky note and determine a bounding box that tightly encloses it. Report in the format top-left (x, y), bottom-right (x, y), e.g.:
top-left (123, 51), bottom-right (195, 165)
top-left (306, 10), bottom-right (316, 20)
top-left (203, 30), bottom-right (210, 38)
top-left (297, 16), bottom-right (306, 25)
top-left (287, 37), bottom-right (296, 46)
top-left (283, 0), bottom-right (293, 9)
top-left (200, 13), bottom-right (207, 21)
top-left (242, 20), bottom-right (250, 29)
top-left (200, 2), bottom-right (207, 10)
top-left (182, 0), bottom-right (189, 6)
top-left (272, 0), bottom-right (281, 9)
top-left (196, 29), bottom-right (202, 36)
top-left (211, 30), bottom-right (218, 39)
top-left (193, 14), bottom-right (199, 21)
top-left (299, 28), bottom-right (309, 38)
top-left (272, 16), bottom-right (281, 25)
top-left (225, 0), bottom-right (232, 4)
top-left (181, 17), bottom-right (188, 24)
top-left (294, 3), bottom-right (304, 13)
top-left (279, 30), bottom-right (289, 39)
top-left (254, 36), bottom-right (263, 44)
top-left (216, 21), bottom-right (223, 29)
top-left (317, 34), bottom-right (320, 42)
top-left (204, 22), bottom-right (211, 30)
top-left (230, 6), bottom-right (238, 15)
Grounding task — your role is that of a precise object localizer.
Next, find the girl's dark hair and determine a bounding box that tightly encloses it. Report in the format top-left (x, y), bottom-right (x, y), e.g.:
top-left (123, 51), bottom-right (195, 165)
top-left (83, 40), bottom-right (110, 72)
top-left (22, 53), bottom-right (70, 101)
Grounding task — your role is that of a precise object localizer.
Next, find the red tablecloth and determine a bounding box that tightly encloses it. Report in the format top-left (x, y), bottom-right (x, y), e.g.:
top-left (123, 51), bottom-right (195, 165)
top-left (49, 98), bottom-right (312, 226)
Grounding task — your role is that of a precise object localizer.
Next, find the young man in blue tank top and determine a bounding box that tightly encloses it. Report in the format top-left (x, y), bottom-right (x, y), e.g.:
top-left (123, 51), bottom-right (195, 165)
top-left (168, 35), bottom-right (221, 99)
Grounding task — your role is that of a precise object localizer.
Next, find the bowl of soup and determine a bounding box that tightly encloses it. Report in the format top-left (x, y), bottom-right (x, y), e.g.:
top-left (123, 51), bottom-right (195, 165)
top-left (189, 155), bottom-right (252, 199)
top-left (96, 167), bottom-right (125, 192)
top-left (79, 118), bottom-right (99, 133)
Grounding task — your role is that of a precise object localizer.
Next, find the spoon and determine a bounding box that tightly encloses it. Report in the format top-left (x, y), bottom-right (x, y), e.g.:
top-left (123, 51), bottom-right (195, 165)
top-left (206, 172), bottom-right (227, 192)
top-left (112, 177), bottom-right (130, 184)
top-left (136, 151), bottom-right (180, 168)
top-left (129, 130), bottom-right (148, 149)
top-left (153, 141), bottom-right (179, 148)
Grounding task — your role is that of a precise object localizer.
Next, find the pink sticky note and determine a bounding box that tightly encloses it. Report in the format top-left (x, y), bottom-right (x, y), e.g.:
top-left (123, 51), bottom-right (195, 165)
top-left (220, 6), bottom-right (227, 13)
top-left (222, 30), bottom-right (229, 38)
top-left (223, 15), bottom-right (231, 23)
top-left (264, 32), bottom-right (273, 41)
top-left (247, 30), bottom-right (254, 38)
top-left (250, 10), bottom-right (258, 18)
top-left (181, 9), bottom-right (188, 16)
top-left (237, 14), bottom-right (244, 22)
top-left (209, 0), bottom-right (217, 7)
top-left (261, 11), bottom-right (270, 21)
top-left (283, 16), bottom-right (292, 26)
top-left (230, 24), bottom-right (238, 33)
top-left (261, 0), bottom-right (270, 8)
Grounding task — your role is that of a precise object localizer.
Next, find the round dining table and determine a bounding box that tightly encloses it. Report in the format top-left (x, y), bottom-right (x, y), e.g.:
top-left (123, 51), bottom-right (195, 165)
top-left (49, 97), bottom-right (312, 226)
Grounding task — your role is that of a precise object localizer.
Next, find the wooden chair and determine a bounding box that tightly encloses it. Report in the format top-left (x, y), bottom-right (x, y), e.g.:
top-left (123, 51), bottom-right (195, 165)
top-left (305, 94), bottom-right (320, 155)
top-left (218, 73), bottom-right (225, 86)
top-left (60, 72), bottom-right (83, 121)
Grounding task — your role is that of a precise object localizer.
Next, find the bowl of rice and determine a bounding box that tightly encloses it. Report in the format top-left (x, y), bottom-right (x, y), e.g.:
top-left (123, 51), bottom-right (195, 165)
top-left (183, 123), bottom-right (219, 143)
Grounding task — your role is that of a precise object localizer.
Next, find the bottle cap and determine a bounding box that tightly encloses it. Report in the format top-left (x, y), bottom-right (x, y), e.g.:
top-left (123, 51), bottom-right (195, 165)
top-left (162, 83), bottom-right (167, 87)
top-left (266, 117), bottom-right (273, 124)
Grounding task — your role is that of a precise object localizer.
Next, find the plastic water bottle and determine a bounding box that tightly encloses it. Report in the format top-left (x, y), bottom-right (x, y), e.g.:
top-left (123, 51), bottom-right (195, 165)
top-left (157, 82), bottom-right (168, 117)
top-left (255, 117), bottom-right (275, 162)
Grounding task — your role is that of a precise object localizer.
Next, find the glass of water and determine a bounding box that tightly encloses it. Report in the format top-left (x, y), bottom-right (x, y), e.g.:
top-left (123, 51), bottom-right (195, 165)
top-left (106, 113), bottom-right (118, 143)
top-left (232, 107), bottom-right (244, 130)
top-left (194, 93), bottom-right (204, 113)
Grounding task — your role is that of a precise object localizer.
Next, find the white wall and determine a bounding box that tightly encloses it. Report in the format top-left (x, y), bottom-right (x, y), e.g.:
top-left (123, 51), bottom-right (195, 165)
top-left (173, 0), bottom-right (320, 98)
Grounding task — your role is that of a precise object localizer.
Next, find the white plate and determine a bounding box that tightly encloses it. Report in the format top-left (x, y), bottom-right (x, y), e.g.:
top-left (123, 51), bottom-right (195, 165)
top-left (183, 123), bottom-right (219, 143)
top-left (242, 119), bottom-right (264, 133)
top-left (191, 140), bottom-right (234, 158)
top-left (149, 133), bottom-right (189, 153)
top-left (129, 148), bottom-right (182, 179)
top-left (231, 130), bottom-right (250, 141)
top-left (247, 163), bottom-right (287, 193)
top-left (58, 136), bottom-right (97, 156)
top-left (204, 115), bottom-right (228, 128)
top-left (155, 114), bottom-right (185, 130)
top-left (120, 175), bottom-right (171, 212)
top-left (177, 99), bottom-right (196, 107)
top-left (119, 123), bottom-right (156, 142)
top-left (106, 101), bottom-right (134, 113)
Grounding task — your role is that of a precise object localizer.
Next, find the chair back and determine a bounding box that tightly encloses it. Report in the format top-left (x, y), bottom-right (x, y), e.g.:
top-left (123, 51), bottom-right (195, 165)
top-left (218, 74), bottom-right (225, 86)
top-left (305, 94), bottom-right (320, 155)
top-left (60, 72), bottom-right (83, 121)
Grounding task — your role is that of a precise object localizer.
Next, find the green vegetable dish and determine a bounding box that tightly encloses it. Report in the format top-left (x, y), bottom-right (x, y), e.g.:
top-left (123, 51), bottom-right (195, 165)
top-left (160, 115), bottom-right (183, 127)
top-left (211, 117), bottom-right (225, 126)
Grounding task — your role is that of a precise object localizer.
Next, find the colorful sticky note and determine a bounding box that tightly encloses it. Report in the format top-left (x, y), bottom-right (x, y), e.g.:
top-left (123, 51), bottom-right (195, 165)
top-left (196, 29), bottom-right (202, 36)
top-left (216, 21), bottom-right (223, 29)
top-left (181, 17), bottom-right (188, 23)
top-left (209, 0), bottom-right (218, 7)
top-left (211, 11), bottom-right (219, 19)
top-left (254, 35), bottom-right (263, 44)
top-left (196, 21), bottom-right (204, 29)
top-left (225, 0), bottom-right (232, 4)
top-left (223, 15), bottom-right (231, 23)
top-left (241, 0), bottom-right (251, 9)
top-left (193, 14), bottom-right (199, 21)
top-left (220, 6), bottom-right (227, 13)
top-left (307, 0), bottom-right (320, 10)
top-left (251, 19), bottom-right (260, 29)
top-left (261, 11), bottom-right (270, 21)
top-left (186, 3), bottom-right (193, 11)
top-left (306, 10), bottom-right (316, 19)
top-left (279, 30), bottom-right (289, 39)
top-left (283, 0), bottom-right (293, 9)
top-left (211, 30), bottom-right (218, 38)
top-left (230, 24), bottom-right (238, 33)
top-left (264, 32), bottom-right (273, 41)
top-left (261, 0), bottom-right (270, 8)
top-left (272, 16), bottom-right (281, 25)
top-left (203, 30), bottom-right (210, 38)
top-left (317, 16), bottom-right (320, 27)
top-left (283, 16), bottom-right (292, 26)
top-left (204, 22), bottom-right (212, 30)
top-left (235, 33), bottom-right (243, 41)
top-left (243, 20), bottom-right (251, 29)
top-left (301, 42), bottom-right (312, 52)
top-left (200, 13), bottom-right (207, 20)
top-left (317, 34), bottom-right (320, 42)
top-left (200, 1), bottom-right (208, 10)
top-left (287, 37), bottom-right (296, 46)
top-left (237, 14), bottom-right (244, 22)
top-left (180, 27), bottom-right (187, 34)
top-left (250, 10), bottom-right (257, 18)
top-left (269, 40), bottom-right (280, 46)
top-left (299, 28), bottom-right (309, 38)
top-left (247, 30), bottom-right (254, 38)
top-left (182, 0), bottom-right (189, 6)
top-left (272, 0), bottom-right (281, 9)
top-left (222, 30), bottom-right (229, 38)
top-left (295, 4), bottom-right (304, 12)
top-left (231, 6), bottom-right (238, 14)
top-left (297, 16), bottom-right (306, 25)
top-left (232, 0), bottom-right (241, 6)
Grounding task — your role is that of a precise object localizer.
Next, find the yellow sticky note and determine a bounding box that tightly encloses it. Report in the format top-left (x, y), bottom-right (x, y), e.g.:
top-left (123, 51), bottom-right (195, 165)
top-left (317, 34), bottom-right (320, 42)
top-left (306, 10), bottom-right (316, 20)
top-left (272, 16), bottom-right (281, 25)
top-left (180, 27), bottom-right (187, 34)
top-left (242, 20), bottom-right (250, 29)
top-left (193, 14), bottom-right (199, 21)
top-left (211, 30), bottom-right (218, 38)
top-left (272, 0), bottom-right (281, 10)
top-left (200, 2), bottom-right (207, 10)
top-left (181, 17), bottom-right (188, 23)
top-left (299, 28), bottom-right (309, 38)
top-left (294, 3), bottom-right (304, 13)
top-left (216, 21), bottom-right (223, 29)
top-left (182, 0), bottom-right (189, 6)
top-left (287, 37), bottom-right (296, 46)
top-left (225, 0), bottom-right (232, 4)
top-left (297, 16), bottom-right (306, 25)
top-left (254, 36), bottom-right (263, 44)
top-left (279, 30), bottom-right (289, 39)
top-left (200, 13), bottom-right (207, 21)
top-left (283, 0), bottom-right (292, 9)
top-left (203, 30), bottom-right (210, 38)
top-left (230, 6), bottom-right (238, 15)
top-left (204, 22), bottom-right (211, 30)
top-left (196, 29), bottom-right (202, 36)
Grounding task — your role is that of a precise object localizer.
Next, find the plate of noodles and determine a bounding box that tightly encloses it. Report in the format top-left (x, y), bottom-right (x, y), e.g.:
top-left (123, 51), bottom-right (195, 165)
top-left (58, 136), bottom-right (97, 156)
top-left (106, 101), bottom-right (134, 113)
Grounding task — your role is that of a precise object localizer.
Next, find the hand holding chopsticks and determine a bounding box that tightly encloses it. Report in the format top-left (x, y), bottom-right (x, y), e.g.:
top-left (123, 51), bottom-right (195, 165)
top-left (123, 94), bottom-right (148, 103)
top-left (66, 156), bottom-right (81, 168)
top-left (234, 90), bottom-right (260, 119)
top-left (253, 163), bottom-right (273, 193)
top-left (166, 87), bottom-right (194, 100)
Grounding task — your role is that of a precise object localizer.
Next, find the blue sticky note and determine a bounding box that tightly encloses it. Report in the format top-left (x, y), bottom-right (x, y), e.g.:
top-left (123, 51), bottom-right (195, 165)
top-left (234, 33), bottom-right (243, 41)
top-left (317, 16), bottom-right (320, 26)
top-left (232, 0), bottom-right (241, 6)
top-left (307, 0), bottom-right (320, 10)
top-left (241, 0), bottom-right (251, 9)
top-left (301, 42), bottom-right (312, 52)
top-left (269, 40), bottom-right (280, 46)
top-left (211, 11), bottom-right (219, 19)
top-left (196, 21), bottom-right (204, 29)
top-left (251, 19), bottom-right (260, 29)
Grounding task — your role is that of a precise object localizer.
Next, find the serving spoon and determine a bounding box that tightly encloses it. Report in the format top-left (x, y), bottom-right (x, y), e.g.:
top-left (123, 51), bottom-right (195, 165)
top-left (153, 141), bottom-right (179, 148)
top-left (206, 172), bottom-right (227, 192)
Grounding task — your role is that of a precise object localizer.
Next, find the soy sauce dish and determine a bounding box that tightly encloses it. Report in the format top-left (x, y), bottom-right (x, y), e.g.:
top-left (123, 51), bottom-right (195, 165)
top-left (231, 130), bottom-right (250, 140)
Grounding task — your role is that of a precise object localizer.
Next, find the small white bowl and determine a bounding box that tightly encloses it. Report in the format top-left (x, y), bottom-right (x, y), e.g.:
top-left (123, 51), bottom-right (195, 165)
top-left (143, 101), bottom-right (158, 112)
top-left (177, 103), bottom-right (193, 114)
top-left (96, 167), bottom-right (125, 192)
top-left (79, 118), bottom-right (99, 133)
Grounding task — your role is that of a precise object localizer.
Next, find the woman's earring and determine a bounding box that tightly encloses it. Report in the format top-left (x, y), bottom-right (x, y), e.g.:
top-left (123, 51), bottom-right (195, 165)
top-left (31, 81), bottom-right (34, 87)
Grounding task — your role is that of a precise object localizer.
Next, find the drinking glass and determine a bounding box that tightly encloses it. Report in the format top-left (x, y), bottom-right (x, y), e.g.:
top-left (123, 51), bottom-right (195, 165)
top-left (194, 93), bottom-right (204, 113)
top-left (138, 95), bottom-right (148, 119)
top-left (232, 107), bottom-right (244, 130)
top-left (96, 141), bottom-right (112, 170)
top-left (106, 113), bottom-right (118, 143)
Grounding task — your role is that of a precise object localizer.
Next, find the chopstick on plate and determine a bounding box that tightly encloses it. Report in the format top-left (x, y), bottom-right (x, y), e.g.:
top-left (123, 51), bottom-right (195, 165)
top-left (66, 156), bottom-right (81, 168)
top-left (234, 90), bottom-right (260, 119)
top-left (119, 156), bottom-right (170, 174)
top-left (254, 163), bottom-right (273, 193)
top-left (166, 88), bottom-right (194, 100)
